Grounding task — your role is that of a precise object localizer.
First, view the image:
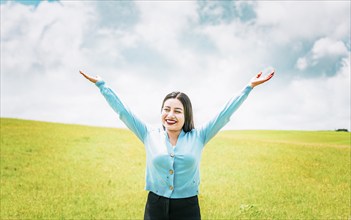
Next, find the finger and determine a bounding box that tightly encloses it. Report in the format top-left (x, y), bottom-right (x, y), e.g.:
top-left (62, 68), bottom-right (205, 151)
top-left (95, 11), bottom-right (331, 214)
top-left (265, 72), bottom-right (274, 81)
top-left (80, 71), bottom-right (90, 79)
top-left (269, 70), bottom-right (275, 76)
top-left (269, 71), bottom-right (275, 77)
top-left (256, 72), bottom-right (262, 78)
top-left (79, 70), bottom-right (87, 76)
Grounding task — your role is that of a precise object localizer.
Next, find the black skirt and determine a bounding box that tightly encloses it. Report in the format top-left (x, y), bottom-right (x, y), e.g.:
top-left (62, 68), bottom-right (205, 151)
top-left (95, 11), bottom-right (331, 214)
top-left (144, 191), bottom-right (201, 220)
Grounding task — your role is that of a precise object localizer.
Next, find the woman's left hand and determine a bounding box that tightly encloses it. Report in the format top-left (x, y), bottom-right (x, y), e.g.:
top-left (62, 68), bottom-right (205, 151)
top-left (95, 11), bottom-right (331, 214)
top-left (250, 70), bottom-right (275, 88)
top-left (79, 70), bottom-right (101, 84)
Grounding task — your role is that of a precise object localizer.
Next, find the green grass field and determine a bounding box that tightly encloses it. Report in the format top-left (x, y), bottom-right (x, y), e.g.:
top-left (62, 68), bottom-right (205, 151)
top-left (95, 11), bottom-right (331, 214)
top-left (1, 118), bottom-right (350, 219)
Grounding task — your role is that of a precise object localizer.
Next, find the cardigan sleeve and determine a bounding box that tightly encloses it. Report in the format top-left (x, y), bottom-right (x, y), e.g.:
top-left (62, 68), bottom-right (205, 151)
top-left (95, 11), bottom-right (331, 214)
top-left (95, 80), bottom-right (148, 143)
top-left (198, 85), bottom-right (253, 145)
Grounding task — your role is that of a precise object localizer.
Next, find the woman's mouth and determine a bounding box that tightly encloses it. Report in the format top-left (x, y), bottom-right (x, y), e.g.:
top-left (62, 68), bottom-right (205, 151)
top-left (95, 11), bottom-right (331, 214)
top-left (166, 119), bottom-right (177, 125)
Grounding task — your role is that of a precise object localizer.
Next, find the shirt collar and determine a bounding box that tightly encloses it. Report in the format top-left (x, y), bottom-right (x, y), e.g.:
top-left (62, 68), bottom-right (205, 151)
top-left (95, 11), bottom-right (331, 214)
top-left (162, 127), bottom-right (186, 138)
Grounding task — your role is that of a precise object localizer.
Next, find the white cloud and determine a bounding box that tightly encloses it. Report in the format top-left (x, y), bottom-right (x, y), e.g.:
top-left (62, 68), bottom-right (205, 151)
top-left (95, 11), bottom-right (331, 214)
top-left (296, 57), bottom-right (308, 71)
top-left (255, 1), bottom-right (350, 43)
top-left (134, 1), bottom-right (197, 51)
top-left (232, 54), bottom-right (350, 130)
top-left (2, 1), bottom-right (92, 75)
top-left (295, 37), bottom-right (349, 73)
top-left (312, 38), bottom-right (348, 60)
top-left (1, 1), bottom-right (95, 121)
top-left (286, 56), bottom-right (350, 130)
top-left (1, 1), bottom-right (350, 131)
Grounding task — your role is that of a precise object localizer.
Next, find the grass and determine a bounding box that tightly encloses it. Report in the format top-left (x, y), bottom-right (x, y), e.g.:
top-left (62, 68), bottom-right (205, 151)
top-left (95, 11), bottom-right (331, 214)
top-left (1, 118), bottom-right (350, 219)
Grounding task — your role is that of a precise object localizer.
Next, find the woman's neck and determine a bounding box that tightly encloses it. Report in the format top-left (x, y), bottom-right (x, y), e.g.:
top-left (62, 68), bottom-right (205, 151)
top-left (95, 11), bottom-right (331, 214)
top-left (166, 129), bottom-right (181, 146)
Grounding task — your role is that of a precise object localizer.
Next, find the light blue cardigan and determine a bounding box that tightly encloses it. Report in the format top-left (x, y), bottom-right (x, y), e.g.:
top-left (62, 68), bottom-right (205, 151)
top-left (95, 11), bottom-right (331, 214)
top-left (96, 80), bottom-right (252, 198)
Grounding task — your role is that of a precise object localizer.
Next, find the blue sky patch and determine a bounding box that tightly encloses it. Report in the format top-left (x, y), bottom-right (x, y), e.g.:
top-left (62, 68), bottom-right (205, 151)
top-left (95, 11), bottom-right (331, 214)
top-left (197, 1), bottom-right (256, 25)
top-left (1, 0), bottom-right (58, 6)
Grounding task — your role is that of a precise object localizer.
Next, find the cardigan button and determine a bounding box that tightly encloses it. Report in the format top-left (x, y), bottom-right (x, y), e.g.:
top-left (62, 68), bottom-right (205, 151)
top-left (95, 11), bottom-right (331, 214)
top-left (169, 169), bottom-right (174, 175)
top-left (169, 186), bottom-right (174, 190)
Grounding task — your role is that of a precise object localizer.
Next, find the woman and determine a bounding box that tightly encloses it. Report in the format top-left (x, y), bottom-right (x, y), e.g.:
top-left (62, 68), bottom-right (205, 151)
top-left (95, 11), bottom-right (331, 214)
top-left (79, 70), bottom-right (274, 220)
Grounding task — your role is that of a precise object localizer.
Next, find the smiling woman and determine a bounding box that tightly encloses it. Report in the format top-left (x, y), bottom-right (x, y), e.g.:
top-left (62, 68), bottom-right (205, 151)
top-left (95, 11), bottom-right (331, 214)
top-left (161, 91), bottom-right (194, 146)
top-left (79, 69), bottom-right (274, 220)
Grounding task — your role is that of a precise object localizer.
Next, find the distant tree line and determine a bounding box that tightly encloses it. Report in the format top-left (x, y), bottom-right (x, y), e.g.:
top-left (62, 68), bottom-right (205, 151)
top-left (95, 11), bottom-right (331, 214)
top-left (335, 128), bottom-right (349, 132)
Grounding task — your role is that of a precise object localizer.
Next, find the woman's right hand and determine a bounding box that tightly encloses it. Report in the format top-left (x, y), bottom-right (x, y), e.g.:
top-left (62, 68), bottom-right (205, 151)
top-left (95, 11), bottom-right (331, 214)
top-left (79, 70), bottom-right (101, 83)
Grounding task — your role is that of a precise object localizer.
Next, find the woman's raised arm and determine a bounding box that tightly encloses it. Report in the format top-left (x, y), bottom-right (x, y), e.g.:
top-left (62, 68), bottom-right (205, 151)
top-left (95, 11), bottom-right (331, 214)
top-left (79, 70), bottom-right (148, 143)
top-left (199, 70), bottom-right (275, 145)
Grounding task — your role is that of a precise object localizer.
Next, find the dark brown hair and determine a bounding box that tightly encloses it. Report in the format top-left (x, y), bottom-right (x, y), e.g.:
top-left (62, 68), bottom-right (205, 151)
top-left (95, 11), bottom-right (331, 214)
top-left (161, 91), bottom-right (195, 133)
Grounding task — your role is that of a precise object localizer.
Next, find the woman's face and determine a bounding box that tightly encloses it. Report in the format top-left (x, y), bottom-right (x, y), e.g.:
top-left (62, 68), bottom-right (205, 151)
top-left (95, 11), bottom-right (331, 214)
top-left (161, 98), bottom-right (185, 133)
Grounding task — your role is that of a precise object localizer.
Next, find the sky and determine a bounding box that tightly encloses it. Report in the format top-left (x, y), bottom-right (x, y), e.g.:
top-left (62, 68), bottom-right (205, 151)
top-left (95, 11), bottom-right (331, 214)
top-left (1, 0), bottom-right (350, 131)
